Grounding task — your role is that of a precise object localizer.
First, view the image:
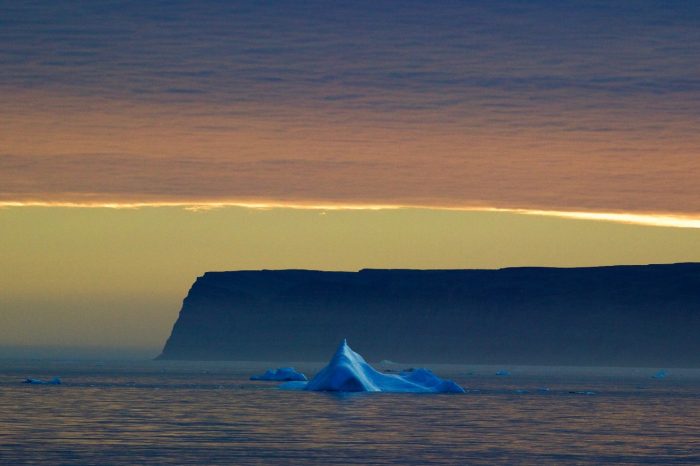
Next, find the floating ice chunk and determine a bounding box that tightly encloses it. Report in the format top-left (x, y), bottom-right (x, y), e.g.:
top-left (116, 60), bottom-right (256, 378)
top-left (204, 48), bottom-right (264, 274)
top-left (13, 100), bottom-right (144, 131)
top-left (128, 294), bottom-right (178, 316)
top-left (283, 339), bottom-right (464, 393)
top-left (250, 367), bottom-right (307, 382)
top-left (495, 370), bottom-right (511, 376)
top-left (652, 370), bottom-right (668, 379)
top-left (378, 359), bottom-right (401, 373)
top-left (23, 377), bottom-right (61, 385)
top-left (278, 380), bottom-right (310, 390)
top-left (398, 368), bottom-right (465, 393)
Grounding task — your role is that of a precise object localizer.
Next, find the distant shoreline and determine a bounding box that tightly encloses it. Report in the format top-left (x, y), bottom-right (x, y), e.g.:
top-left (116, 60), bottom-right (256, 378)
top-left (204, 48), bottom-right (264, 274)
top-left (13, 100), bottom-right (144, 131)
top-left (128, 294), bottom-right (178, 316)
top-left (160, 263), bottom-right (700, 367)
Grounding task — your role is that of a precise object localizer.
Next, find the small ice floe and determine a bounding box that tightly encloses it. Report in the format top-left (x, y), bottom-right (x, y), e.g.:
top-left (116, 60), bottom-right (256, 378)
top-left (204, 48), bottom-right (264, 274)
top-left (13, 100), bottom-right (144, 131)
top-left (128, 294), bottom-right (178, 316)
top-left (514, 389), bottom-right (529, 394)
top-left (378, 360), bottom-right (400, 373)
top-left (495, 370), bottom-right (511, 377)
top-left (537, 387), bottom-right (551, 392)
top-left (279, 339), bottom-right (465, 393)
top-left (23, 377), bottom-right (61, 385)
top-left (652, 370), bottom-right (668, 380)
top-left (569, 390), bottom-right (596, 395)
top-left (250, 367), bottom-right (307, 382)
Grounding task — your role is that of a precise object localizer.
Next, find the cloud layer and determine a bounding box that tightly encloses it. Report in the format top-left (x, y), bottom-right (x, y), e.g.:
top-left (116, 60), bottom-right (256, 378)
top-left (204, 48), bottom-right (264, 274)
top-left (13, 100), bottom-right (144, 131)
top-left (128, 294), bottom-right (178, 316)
top-left (2, 1), bottom-right (699, 215)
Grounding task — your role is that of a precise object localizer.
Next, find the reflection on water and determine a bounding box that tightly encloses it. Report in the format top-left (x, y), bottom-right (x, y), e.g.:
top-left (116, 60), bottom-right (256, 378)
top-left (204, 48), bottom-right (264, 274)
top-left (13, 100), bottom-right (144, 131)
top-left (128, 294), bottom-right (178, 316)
top-left (1, 361), bottom-right (699, 465)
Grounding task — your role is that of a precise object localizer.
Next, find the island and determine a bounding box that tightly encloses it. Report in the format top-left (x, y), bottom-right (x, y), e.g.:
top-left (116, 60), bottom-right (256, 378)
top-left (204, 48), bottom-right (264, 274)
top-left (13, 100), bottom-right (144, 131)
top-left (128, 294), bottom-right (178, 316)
top-left (158, 263), bottom-right (700, 367)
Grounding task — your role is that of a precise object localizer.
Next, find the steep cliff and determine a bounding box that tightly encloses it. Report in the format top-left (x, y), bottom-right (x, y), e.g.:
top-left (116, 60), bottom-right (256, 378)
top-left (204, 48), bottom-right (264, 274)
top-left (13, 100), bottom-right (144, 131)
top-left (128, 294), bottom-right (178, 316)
top-left (159, 263), bottom-right (700, 366)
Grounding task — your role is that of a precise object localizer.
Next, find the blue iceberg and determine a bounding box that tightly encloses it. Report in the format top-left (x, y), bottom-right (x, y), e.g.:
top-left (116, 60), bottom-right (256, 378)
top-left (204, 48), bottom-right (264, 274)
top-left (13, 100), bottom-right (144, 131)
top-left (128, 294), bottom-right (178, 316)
top-left (280, 339), bottom-right (464, 393)
top-left (23, 377), bottom-right (61, 385)
top-left (250, 367), bottom-right (307, 381)
top-left (652, 370), bottom-right (668, 379)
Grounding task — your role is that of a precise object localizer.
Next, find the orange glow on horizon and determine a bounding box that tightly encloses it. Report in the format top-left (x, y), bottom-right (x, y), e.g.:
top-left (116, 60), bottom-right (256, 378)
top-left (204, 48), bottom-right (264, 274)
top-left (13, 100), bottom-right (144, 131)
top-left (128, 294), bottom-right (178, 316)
top-left (2, 200), bottom-right (700, 229)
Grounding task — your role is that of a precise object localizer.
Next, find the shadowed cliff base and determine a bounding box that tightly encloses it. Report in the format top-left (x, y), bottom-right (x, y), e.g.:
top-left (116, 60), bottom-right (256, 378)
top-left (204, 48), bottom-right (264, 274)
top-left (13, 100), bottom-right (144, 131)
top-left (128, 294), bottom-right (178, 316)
top-left (159, 263), bottom-right (700, 367)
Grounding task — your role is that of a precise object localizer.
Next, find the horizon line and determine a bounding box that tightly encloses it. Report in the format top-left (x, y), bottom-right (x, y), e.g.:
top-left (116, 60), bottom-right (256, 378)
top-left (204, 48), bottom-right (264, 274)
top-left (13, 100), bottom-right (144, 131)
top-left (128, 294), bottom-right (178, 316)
top-left (2, 200), bottom-right (700, 229)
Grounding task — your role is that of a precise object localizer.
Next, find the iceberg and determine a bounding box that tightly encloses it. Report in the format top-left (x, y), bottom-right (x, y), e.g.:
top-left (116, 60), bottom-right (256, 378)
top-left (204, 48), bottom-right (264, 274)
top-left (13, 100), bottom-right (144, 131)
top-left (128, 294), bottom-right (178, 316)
top-left (250, 367), bottom-right (307, 381)
top-left (23, 377), bottom-right (61, 385)
top-left (652, 370), bottom-right (668, 379)
top-left (280, 339), bottom-right (464, 393)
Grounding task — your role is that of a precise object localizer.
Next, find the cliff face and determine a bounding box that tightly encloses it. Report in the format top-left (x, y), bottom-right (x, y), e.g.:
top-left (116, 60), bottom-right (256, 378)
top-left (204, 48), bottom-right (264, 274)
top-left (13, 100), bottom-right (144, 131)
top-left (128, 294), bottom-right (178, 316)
top-left (159, 264), bottom-right (700, 366)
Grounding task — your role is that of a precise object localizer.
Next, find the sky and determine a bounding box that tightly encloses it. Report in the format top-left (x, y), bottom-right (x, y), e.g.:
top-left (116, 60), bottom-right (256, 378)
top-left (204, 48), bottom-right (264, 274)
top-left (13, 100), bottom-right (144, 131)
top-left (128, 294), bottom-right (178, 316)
top-left (1, 1), bottom-right (699, 353)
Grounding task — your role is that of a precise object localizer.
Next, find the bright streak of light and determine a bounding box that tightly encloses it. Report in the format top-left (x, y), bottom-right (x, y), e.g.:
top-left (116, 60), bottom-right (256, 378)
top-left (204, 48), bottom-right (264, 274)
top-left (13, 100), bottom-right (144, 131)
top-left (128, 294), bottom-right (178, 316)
top-left (1, 200), bottom-right (700, 229)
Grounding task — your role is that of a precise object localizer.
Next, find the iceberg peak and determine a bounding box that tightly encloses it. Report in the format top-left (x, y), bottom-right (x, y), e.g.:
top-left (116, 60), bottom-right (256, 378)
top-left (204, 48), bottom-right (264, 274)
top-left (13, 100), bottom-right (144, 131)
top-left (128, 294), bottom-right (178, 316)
top-left (281, 339), bottom-right (465, 393)
top-left (332, 338), bottom-right (351, 358)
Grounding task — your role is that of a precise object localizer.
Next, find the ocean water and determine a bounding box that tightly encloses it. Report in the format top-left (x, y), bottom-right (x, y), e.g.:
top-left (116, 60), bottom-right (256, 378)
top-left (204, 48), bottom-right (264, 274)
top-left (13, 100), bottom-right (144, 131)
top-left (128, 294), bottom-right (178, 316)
top-left (1, 360), bottom-right (699, 465)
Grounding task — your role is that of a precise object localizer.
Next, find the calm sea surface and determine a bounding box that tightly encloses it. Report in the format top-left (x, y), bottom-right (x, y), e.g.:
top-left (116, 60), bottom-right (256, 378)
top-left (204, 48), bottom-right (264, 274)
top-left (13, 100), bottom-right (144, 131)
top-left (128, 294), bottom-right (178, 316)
top-left (0, 360), bottom-right (698, 465)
